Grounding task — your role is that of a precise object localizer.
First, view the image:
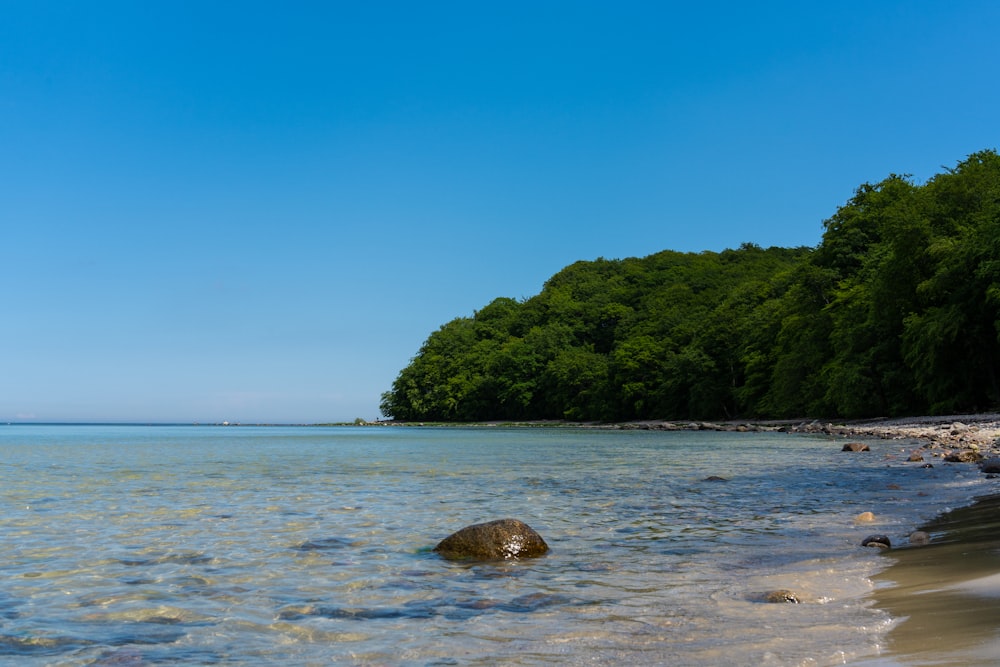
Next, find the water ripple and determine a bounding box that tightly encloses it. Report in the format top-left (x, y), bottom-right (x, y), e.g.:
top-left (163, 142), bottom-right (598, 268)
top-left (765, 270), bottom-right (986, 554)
top-left (0, 424), bottom-right (989, 665)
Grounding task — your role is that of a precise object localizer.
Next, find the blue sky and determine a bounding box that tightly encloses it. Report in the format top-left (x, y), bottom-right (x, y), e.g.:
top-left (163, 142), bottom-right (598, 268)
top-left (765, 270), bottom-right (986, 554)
top-left (2, 2), bottom-right (998, 423)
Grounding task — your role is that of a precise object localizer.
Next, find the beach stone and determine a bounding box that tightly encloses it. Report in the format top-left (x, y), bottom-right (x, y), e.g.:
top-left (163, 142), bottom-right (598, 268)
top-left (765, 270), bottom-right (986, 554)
top-left (763, 589), bottom-right (800, 603)
top-left (433, 518), bottom-right (549, 561)
top-left (944, 449), bottom-right (983, 463)
top-left (861, 534), bottom-right (891, 549)
top-left (907, 450), bottom-right (925, 462)
top-left (979, 458), bottom-right (1000, 473)
top-left (908, 530), bottom-right (930, 545)
top-left (842, 442), bottom-right (871, 452)
top-left (854, 511), bottom-right (876, 524)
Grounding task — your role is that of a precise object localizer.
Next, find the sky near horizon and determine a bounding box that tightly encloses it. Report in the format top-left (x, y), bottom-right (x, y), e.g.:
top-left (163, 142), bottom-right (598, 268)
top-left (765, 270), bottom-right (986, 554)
top-left (2, 2), bottom-right (998, 423)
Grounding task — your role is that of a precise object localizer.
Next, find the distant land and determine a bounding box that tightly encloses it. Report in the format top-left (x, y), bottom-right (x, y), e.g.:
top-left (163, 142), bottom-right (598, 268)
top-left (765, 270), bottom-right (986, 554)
top-left (380, 150), bottom-right (1000, 424)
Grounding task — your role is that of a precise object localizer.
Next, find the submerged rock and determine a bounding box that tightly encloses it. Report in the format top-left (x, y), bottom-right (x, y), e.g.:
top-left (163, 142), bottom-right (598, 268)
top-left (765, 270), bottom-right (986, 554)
top-left (854, 511), bottom-right (876, 524)
top-left (763, 589), bottom-right (800, 604)
top-left (434, 518), bottom-right (549, 561)
top-left (861, 534), bottom-right (891, 549)
top-left (908, 530), bottom-right (930, 546)
top-left (842, 442), bottom-right (871, 452)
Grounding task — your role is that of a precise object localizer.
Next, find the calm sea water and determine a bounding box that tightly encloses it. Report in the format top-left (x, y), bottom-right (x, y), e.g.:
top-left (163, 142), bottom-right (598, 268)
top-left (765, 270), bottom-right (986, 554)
top-left (0, 424), bottom-right (991, 666)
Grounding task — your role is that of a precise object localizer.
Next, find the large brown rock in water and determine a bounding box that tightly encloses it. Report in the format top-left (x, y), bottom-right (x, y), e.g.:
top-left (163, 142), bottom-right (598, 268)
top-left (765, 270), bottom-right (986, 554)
top-left (944, 449), bottom-right (983, 463)
top-left (434, 519), bottom-right (549, 561)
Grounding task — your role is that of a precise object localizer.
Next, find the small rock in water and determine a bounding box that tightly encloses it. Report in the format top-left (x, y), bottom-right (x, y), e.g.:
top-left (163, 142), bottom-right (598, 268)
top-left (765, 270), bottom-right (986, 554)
top-left (854, 511), bottom-right (876, 524)
top-left (763, 589), bottom-right (800, 604)
top-left (908, 530), bottom-right (930, 546)
top-left (908, 450), bottom-right (925, 462)
top-left (702, 475), bottom-right (728, 482)
top-left (842, 442), bottom-right (871, 452)
top-left (861, 534), bottom-right (891, 549)
top-left (979, 458), bottom-right (1000, 474)
top-left (944, 449), bottom-right (983, 463)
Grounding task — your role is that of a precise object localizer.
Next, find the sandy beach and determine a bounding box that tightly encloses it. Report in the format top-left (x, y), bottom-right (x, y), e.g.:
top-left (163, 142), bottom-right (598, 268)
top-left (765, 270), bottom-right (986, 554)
top-left (703, 413), bottom-right (1000, 664)
top-left (731, 413), bottom-right (1000, 664)
top-left (867, 492), bottom-right (1000, 665)
top-left (827, 414), bottom-right (1000, 665)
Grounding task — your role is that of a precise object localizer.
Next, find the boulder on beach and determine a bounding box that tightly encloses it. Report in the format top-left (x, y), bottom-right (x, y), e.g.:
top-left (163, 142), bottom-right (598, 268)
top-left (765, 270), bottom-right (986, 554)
top-left (842, 442), bottom-right (871, 452)
top-left (433, 518), bottom-right (549, 561)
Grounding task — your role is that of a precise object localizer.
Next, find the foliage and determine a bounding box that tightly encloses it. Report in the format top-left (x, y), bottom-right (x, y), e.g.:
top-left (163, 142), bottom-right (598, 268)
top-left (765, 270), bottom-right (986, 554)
top-left (381, 150), bottom-right (1000, 421)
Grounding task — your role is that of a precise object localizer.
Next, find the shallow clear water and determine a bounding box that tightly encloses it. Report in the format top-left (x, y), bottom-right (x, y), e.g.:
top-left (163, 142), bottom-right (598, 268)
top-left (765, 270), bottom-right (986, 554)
top-left (0, 425), bottom-right (990, 665)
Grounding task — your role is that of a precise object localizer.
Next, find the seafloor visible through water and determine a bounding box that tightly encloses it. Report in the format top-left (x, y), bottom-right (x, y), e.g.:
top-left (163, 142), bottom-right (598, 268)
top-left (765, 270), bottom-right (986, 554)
top-left (0, 424), bottom-right (993, 665)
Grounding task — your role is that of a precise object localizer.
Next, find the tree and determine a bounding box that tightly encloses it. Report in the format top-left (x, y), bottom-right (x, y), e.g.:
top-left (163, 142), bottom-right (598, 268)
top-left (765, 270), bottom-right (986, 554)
top-left (380, 150), bottom-right (1000, 422)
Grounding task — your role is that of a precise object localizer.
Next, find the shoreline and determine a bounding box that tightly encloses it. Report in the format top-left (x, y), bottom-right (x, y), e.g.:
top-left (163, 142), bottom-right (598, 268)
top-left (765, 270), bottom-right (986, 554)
top-left (868, 492), bottom-right (1000, 665)
top-left (370, 412), bottom-right (1000, 451)
top-left (375, 413), bottom-right (1000, 664)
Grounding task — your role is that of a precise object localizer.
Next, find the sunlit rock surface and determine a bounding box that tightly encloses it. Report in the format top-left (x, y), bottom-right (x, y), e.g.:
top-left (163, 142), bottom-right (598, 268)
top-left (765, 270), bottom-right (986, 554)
top-left (434, 518), bottom-right (549, 561)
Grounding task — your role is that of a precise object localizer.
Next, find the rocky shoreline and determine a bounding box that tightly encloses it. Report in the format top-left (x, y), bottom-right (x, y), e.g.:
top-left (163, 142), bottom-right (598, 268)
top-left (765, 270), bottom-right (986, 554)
top-left (593, 412), bottom-right (1000, 445)
top-left (372, 412), bottom-right (1000, 462)
top-left (682, 413), bottom-right (1000, 463)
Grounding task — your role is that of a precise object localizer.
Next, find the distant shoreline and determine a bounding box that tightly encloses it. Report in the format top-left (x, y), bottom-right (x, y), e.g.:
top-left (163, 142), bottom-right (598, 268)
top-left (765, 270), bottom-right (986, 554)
top-left (366, 412), bottom-right (1000, 451)
top-left (11, 413), bottom-right (1000, 448)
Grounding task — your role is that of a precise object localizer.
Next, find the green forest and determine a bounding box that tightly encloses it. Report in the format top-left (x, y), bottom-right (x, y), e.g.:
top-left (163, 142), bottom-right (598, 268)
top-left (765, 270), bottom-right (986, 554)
top-left (381, 150), bottom-right (1000, 422)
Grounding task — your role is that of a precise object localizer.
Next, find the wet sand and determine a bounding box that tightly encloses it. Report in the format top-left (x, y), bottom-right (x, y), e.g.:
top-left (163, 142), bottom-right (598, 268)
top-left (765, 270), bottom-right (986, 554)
top-left (870, 493), bottom-right (1000, 665)
top-left (826, 414), bottom-right (1000, 665)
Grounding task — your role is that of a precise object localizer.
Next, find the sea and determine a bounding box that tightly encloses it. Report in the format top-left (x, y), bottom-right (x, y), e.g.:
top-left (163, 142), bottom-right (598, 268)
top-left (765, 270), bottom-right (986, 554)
top-left (0, 424), bottom-right (993, 666)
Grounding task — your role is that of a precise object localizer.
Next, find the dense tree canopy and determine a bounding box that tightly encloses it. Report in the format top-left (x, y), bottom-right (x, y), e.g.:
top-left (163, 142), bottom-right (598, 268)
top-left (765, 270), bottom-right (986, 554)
top-left (381, 150), bottom-right (1000, 422)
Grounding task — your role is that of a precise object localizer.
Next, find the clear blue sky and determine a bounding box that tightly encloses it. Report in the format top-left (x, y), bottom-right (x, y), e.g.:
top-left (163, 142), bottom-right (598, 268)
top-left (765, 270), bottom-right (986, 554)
top-left (2, 2), bottom-right (997, 423)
